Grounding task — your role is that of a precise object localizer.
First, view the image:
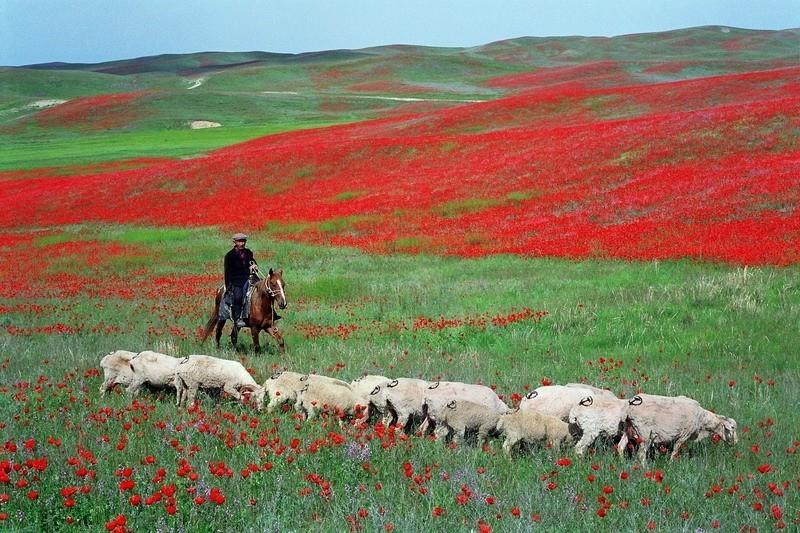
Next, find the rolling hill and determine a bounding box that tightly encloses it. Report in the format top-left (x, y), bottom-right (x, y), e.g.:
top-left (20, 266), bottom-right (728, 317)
top-left (1, 26), bottom-right (798, 264)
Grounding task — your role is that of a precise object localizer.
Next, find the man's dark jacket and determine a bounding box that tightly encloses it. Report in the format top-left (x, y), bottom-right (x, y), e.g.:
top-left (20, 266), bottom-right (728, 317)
top-left (224, 247), bottom-right (255, 289)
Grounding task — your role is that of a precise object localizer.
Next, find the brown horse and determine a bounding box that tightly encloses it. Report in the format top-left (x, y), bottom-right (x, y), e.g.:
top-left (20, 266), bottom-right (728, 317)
top-left (201, 268), bottom-right (287, 354)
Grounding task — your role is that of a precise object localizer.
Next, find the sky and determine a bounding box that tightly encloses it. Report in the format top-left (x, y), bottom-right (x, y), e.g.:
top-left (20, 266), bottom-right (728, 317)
top-left (1, 0), bottom-right (799, 66)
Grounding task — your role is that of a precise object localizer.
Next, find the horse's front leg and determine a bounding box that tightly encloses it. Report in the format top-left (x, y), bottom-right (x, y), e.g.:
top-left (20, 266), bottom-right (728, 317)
top-left (251, 327), bottom-right (261, 354)
top-left (267, 326), bottom-right (285, 355)
top-left (214, 320), bottom-right (225, 349)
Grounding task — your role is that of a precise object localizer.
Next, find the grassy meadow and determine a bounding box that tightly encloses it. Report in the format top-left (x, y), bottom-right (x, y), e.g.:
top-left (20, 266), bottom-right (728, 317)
top-left (0, 225), bottom-right (797, 531)
top-left (1, 26), bottom-right (798, 532)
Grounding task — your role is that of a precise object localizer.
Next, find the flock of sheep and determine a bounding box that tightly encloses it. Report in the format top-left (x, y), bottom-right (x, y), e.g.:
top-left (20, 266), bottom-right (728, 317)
top-left (101, 350), bottom-right (738, 464)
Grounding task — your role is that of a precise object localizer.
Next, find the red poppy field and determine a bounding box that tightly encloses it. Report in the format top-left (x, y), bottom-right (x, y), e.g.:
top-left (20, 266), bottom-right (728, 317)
top-left (1, 27), bottom-right (799, 531)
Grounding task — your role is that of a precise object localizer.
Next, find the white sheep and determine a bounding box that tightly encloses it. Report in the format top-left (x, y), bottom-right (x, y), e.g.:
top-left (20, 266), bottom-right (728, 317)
top-left (429, 399), bottom-right (505, 447)
top-left (294, 380), bottom-right (367, 423)
top-left (262, 371), bottom-right (350, 413)
top-left (367, 378), bottom-right (429, 429)
top-left (420, 383), bottom-right (509, 435)
top-left (520, 384), bottom-right (617, 422)
top-left (350, 375), bottom-right (392, 422)
top-left (350, 375), bottom-right (391, 402)
top-left (127, 350), bottom-right (182, 396)
top-left (624, 393), bottom-right (738, 464)
top-left (99, 350), bottom-right (137, 396)
top-left (496, 409), bottom-right (573, 457)
top-left (175, 355), bottom-right (265, 410)
top-left (568, 395), bottom-right (630, 456)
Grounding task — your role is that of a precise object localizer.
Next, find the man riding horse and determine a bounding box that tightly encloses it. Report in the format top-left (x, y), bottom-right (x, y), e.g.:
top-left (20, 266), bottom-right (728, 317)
top-left (201, 232), bottom-right (286, 353)
top-left (224, 233), bottom-right (257, 328)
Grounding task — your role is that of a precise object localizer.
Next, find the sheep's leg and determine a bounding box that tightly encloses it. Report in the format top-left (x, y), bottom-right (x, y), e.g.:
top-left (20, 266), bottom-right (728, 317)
top-left (637, 437), bottom-right (650, 466)
top-left (616, 433), bottom-right (628, 457)
top-left (670, 435), bottom-right (690, 461)
top-left (418, 417), bottom-right (431, 435)
top-left (574, 431), bottom-right (597, 456)
top-left (433, 425), bottom-right (449, 442)
top-left (126, 377), bottom-right (145, 397)
top-left (477, 424), bottom-right (493, 449)
top-left (267, 398), bottom-right (280, 413)
top-left (304, 404), bottom-right (316, 421)
top-left (502, 436), bottom-right (518, 458)
top-left (175, 378), bottom-right (184, 407)
top-left (186, 385), bottom-right (199, 407)
top-left (452, 424), bottom-right (466, 445)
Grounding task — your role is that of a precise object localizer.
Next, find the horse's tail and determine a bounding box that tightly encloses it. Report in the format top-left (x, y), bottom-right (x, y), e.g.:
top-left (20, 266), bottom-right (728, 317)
top-left (200, 287), bottom-right (223, 344)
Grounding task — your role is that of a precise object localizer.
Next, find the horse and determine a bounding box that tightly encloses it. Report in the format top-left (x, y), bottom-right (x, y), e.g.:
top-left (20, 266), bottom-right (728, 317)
top-left (201, 268), bottom-right (287, 354)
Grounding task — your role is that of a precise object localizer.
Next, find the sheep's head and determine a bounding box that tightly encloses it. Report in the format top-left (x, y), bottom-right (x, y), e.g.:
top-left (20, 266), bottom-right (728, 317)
top-left (369, 385), bottom-right (388, 412)
top-left (717, 415), bottom-right (738, 444)
top-left (242, 384), bottom-right (266, 410)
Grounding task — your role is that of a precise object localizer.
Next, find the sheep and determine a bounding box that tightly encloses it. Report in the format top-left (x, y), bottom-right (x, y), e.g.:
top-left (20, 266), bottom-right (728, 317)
top-left (126, 350), bottom-right (182, 396)
top-left (429, 399), bottom-right (505, 447)
top-left (262, 371), bottom-right (350, 413)
top-left (568, 395), bottom-right (630, 456)
top-left (175, 355), bottom-right (265, 410)
top-left (624, 393), bottom-right (738, 464)
top-left (294, 380), bottom-right (367, 423)
top-left (350, 375), bottom-right (392, 422)
top-left (99, 350), bottom-right (137, 396)
top-left (367, 378), bottom-right (429, 430)
top-left (496, 409), bottom-right (573, 457)
top-left (420, 382), bottom-right (509, 435)
top-left (520, 384), bottom-right (617, 422)
top-left (350, 375), bottom-right (391, 403)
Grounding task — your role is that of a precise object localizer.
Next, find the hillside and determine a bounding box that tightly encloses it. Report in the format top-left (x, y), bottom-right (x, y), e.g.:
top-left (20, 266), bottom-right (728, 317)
top-left (1, 26), bottom-right (797, 170)
top-left (1, 60), bottom-right (797, 264)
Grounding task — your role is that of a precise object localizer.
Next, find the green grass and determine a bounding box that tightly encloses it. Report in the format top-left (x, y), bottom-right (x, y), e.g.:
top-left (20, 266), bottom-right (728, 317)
top-left (0, 123), bottom-right (341, 171)
top-left (1, 223), bottom-right (797, 530)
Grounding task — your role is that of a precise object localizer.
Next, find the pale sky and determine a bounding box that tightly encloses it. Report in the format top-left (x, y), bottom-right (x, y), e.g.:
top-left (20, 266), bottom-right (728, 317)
top-left (1, 0), bottom-right (798, 66)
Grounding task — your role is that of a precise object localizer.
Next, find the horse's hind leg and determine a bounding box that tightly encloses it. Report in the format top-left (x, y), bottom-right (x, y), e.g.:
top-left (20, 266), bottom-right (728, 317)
top-left (267, 326), bottom-right (285, 355)
top-left (215, 320), bottom-right (225, 349)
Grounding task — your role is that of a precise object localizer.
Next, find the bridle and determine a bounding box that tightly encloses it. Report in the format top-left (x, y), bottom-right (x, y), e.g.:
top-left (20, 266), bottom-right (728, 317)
top-left (264, 277), bottom-right (286, 307)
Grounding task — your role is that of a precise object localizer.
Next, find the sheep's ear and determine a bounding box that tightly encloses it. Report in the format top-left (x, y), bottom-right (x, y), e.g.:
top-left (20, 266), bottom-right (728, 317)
top-left (525, 390), bottom-right (538, 400)
top-left (269, 268), bottom-right (274, 276)
top-left (428, 381), bottom-right (440, 389)
top-left (388, 379), bottom-right (398, 388)
top-left (447, 400), bottom-right (457, 409)
top-left (270, 370), bottom-right (283, 379)
top-left (277, 269), bottom-right (283, 276)
top-left (370, 385), bottom-right (380, 395)
top-left (579, 396), bottom-right (593, 407)
top-left (628, 395), bottom-right (642, 406)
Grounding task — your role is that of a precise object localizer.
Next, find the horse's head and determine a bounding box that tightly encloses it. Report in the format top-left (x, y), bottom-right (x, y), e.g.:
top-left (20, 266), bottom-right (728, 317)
top-left (262, 268), bottom-right (287, 310)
